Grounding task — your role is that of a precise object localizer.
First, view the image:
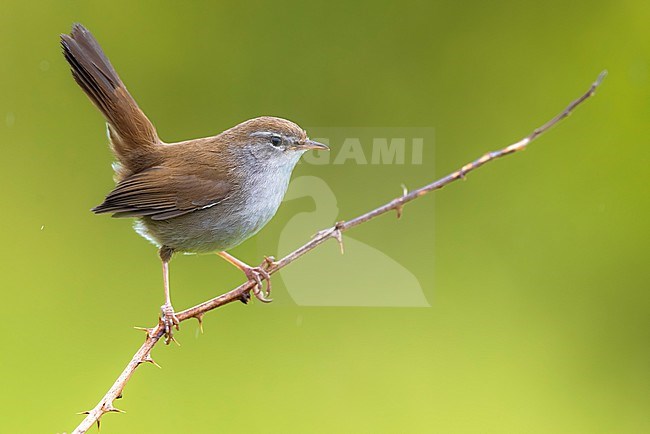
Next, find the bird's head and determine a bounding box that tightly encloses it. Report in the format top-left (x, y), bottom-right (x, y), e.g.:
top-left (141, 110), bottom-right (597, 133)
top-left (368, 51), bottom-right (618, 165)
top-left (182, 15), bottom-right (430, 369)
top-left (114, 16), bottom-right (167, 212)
top-left (222, 116), bottom-right (328, 169)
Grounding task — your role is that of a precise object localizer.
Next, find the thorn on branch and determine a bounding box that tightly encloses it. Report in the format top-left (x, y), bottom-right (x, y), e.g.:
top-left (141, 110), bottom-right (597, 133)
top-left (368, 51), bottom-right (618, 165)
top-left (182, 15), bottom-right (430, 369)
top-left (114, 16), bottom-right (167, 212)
top-left (77, 401), bottom-right (126, 432)
top-left (396, 184), bottom-right (409, 219)
top-left (312, 222), bottom-right (345, 254)
top-left (239, 291), bottom-right (251, 304)
top-left (133, 326), bottom-right (155, 339)
top-left (103, 403), bottom-right (125, 414)
top-left (195, 314), bottom-right (204, 334)
top-left (333, 221), bottom-right (345, 254)
top-left (460, 163), bottom-right (473, 179)
top-left (333, 230), bottom-right (344, 254)
top-left (141, 353), bottom-right (161, 369)
top-left (263, 255), bottom-right (278, 270)
top-left (395, 204), bottom-right (404, 219)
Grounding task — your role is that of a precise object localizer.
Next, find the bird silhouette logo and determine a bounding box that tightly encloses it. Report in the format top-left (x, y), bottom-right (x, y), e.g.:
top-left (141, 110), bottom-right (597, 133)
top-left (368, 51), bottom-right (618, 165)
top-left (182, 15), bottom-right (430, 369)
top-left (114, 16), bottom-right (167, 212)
top-left (277, 176), bottom-right (430, 307)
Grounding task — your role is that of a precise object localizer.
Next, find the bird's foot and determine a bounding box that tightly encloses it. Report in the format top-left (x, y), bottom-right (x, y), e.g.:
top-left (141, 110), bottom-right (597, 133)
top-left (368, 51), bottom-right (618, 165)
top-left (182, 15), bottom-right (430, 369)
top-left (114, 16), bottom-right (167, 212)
top-left (242, 264), bottom-right (273, 303)
top-left (160, 303), bottom-right (180, 345)
top-left (217, 251), bottom-right (274, 304)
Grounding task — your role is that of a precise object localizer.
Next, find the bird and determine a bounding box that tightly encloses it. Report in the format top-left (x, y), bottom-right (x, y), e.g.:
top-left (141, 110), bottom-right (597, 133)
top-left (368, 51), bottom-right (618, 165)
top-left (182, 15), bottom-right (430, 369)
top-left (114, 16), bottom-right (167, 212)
top-left (60, 23), bottom-right (328, 343)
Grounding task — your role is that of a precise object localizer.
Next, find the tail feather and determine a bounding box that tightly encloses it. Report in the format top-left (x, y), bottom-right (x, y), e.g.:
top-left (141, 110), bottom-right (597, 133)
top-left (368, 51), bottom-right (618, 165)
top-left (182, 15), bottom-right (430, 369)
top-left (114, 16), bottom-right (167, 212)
top-left (61, 23), bottom-right (161, 179)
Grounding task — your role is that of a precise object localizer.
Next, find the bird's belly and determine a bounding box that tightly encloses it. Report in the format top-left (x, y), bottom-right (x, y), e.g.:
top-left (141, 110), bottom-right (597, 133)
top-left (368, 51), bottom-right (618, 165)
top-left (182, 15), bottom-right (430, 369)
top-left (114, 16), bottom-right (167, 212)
top-left (134, 191), bottom-right (283, 254)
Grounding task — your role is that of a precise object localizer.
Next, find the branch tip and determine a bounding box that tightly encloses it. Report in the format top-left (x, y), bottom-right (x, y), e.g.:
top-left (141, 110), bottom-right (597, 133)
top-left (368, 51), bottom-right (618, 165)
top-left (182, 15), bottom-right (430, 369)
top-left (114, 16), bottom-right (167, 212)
top-left (594, 70), bottom-right (608, 88)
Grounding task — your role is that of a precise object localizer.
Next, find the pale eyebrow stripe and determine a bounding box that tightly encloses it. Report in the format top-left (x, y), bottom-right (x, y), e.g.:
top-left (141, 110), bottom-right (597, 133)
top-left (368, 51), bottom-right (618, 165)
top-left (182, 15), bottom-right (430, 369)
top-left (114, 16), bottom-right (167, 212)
top-left (250, 131), bottom-right (279, 138)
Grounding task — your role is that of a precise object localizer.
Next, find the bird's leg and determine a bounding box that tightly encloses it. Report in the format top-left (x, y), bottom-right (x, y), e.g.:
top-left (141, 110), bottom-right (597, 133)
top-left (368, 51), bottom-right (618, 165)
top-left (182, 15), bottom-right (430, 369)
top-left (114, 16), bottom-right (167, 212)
top-left (217, 251), bottom-right (272, 303)
top-left (159, 247), bottom-right (179, 344)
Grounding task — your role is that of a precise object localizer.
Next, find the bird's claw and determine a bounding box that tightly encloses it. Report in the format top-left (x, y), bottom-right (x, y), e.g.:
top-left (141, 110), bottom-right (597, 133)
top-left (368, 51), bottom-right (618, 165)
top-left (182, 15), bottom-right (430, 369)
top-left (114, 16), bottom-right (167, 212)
top-left (243, 265), bottom-right (273, 303)
top-left (160, 303), bottom-right (180, 345)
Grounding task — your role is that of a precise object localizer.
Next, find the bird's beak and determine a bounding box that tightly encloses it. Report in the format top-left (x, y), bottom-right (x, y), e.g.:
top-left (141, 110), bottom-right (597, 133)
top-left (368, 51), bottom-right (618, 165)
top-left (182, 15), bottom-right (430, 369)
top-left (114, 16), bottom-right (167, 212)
top-left (298, 139), bottom-right (329, 151)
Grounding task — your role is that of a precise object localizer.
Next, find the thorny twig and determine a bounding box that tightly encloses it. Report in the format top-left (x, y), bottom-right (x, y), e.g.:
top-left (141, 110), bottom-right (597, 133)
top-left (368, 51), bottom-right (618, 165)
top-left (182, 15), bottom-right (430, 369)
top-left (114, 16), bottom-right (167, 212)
top-left (71, 71), bottom-right (606, 433)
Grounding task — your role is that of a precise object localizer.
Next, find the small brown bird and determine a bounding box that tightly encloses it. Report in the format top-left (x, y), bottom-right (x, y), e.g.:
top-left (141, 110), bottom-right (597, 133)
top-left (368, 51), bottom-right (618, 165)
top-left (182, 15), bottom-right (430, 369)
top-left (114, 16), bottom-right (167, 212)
top-left (61, 23), bottom-right (328, 343)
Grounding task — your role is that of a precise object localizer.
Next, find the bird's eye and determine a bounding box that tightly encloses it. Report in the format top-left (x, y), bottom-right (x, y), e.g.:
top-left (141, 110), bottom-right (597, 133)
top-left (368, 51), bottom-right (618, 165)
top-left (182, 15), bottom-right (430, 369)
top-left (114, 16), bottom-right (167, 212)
top-left (270, 135), bottom-right (283, 147)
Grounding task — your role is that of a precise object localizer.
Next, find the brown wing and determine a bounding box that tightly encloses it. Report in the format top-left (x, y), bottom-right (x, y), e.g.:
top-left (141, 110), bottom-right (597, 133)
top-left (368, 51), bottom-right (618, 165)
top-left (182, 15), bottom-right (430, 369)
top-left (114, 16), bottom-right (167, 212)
top-left (61, 23), bottom-right (160, 176)
top-left (92, 166), bottom-right (232, 220)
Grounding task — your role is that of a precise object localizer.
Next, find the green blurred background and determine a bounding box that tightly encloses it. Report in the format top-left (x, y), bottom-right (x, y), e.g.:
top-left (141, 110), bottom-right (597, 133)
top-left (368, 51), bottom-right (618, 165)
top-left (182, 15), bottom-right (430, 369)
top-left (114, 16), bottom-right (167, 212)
top-left (1, 1), bottom-right (648, 432)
